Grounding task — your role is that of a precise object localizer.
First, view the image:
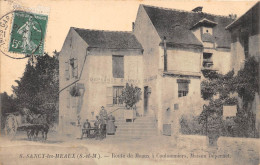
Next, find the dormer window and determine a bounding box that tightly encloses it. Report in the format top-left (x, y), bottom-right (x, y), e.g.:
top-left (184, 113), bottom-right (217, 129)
top-left (191, 18), bottom-right (217, 45)
top-left (190, 18), bottom-right (217, 30)
top-left (203, 27), bottom-right (213, 35)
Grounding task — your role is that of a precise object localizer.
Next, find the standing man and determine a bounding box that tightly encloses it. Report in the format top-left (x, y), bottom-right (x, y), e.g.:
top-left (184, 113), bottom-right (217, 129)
top-left (81, 119), bottom-right (91, 139)
top-left (94, 116), bottom-right (101, 139)
top-left (99, 106), bottom-right (108, 139)
top-left (99, 106), bottom-right (108, 125)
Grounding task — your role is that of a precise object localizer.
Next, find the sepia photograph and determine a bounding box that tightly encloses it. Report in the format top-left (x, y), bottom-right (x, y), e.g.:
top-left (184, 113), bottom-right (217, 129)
top-left (0, 0), bottom-right (259, 164)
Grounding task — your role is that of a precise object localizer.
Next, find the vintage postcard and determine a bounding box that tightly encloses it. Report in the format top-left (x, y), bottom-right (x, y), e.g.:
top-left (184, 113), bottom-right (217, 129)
top-left (0, 0), bottom-right (259, 165)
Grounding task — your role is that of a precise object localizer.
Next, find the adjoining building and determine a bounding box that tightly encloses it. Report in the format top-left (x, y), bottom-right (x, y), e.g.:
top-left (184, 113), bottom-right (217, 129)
top-left (226, 2), bottom-right (260, 136)
top-left (133, 5), bottom-right (234, 132)
top-left (59, 28), bottom-right (143, 134)
top-left (59, 4), bottom-right (235, 135)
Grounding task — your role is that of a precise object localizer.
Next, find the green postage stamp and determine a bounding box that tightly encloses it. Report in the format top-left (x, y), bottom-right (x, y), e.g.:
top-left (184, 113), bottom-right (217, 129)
top-left (9, 11), bottom-right (48, 55)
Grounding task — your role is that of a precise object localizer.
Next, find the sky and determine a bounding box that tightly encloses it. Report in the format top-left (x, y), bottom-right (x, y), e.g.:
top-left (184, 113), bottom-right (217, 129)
top-left (0, 0), bottom-right (258, 95)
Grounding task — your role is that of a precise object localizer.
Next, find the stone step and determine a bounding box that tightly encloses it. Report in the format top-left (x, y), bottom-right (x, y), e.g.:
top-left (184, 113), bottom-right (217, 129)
top-left (116, 129), bottom-right (157, 133)
top-left (115, 128), bottom-right (157, 132)
top-left (114, 133), bottom-right (158, 137)
top-left (106, 136), bottom-right (153, 140)
top-left (115, 120), bottom-right (155, 123)
top-left (115, 124), bottom-right (156, 127)
top-left (115, 120), bottom-right (156, 123)
top-left (116, 126), bottom-right (156, 129)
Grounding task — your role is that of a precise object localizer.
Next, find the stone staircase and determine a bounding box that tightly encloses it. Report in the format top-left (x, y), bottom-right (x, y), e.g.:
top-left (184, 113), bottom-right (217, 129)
top-left (111, 114), bottom-right (158, 140)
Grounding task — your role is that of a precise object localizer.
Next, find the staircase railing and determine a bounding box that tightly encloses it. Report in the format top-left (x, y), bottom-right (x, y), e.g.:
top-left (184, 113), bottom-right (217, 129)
top-left (108, 107), bottom-right (122, 115)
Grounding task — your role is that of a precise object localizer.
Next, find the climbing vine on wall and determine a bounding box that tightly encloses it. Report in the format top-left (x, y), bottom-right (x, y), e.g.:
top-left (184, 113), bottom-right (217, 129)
top-left (199, 56), bottom-right (259, 137)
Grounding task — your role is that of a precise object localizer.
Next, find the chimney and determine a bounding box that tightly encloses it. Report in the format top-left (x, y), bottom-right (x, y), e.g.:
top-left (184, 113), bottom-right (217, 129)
top-left (229, 14), bottom-right (237, 19)
top-left (163, 36), bottom-right (167, 72)
top-left (192, 6), bottom-right (203, 13)
top-left (132, 22), bottom-right (135, 32)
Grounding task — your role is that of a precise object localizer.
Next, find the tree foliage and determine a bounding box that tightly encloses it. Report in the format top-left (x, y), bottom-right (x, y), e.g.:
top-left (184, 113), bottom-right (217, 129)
top-left (121, 83), bottom-right (142, 108)
top-left (11, 52), bottom-right (59, 124)
top-left (199, 56), bottom-right (259, 137)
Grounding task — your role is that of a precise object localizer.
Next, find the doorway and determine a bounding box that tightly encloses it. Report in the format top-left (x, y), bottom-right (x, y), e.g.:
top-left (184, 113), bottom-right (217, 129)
top-left (144, 86), bottom-right (150, 116)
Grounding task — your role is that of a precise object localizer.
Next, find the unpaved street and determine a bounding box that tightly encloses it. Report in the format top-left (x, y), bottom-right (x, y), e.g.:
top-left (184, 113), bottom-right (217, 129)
top-left (0, 131), bottom-right (259, 165)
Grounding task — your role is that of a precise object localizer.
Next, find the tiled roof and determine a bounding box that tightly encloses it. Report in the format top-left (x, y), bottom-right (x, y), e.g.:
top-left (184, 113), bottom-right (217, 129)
top-left (142, 5), bottom-right (234, 48)
top-left (73, 28), bottom-right (143, 50)
top-left (226, 2), bottom-right (259, 35)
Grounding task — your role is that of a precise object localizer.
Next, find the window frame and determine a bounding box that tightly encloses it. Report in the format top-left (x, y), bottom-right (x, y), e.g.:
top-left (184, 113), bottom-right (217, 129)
top-left (112, 86), bottom-right (124, 105)
top-left (112, 55), bottom-right (124, 78)
top-left (177, 79), bottom-right (190, 98)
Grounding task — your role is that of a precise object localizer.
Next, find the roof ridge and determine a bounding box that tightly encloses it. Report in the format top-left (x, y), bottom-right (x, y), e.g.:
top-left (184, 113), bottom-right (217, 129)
top-left (72, 27), bottom-right (133, 34)
top-left (141, 4), bottom-right (232, 19)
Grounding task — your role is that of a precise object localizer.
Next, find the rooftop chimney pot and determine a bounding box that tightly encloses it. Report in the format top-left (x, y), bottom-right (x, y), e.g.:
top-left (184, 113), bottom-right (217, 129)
top-left (132, 22), bottom-right (135, 32)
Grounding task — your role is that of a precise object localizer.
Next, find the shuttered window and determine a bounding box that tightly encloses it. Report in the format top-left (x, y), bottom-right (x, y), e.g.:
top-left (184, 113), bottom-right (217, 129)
top-left (113, 86), bottom-right (124, 105)
top-left (177, 79), bottom-right (190, 98)
top-left (112, 55), bottom-right (124, 78)
top-left (65, 61), bottom-right (70, 80)
top-left (70, 58), bottom-right (78, 79)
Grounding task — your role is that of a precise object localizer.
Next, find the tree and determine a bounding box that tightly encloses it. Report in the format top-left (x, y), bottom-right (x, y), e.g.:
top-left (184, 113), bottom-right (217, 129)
top-left (121, 83), bottom-right (142, 109)
top-left (12, 52), bottom-right (59, 125)
top-left (199, 56), bottom-right (259, 137)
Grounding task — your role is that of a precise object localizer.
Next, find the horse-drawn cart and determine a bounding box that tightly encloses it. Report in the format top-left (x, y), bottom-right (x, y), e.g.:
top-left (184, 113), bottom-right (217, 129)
top-left (4, 108), bottom-right (49, 140)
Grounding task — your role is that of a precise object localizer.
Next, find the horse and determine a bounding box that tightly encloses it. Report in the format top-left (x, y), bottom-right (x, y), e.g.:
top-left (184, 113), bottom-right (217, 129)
top-left (34, 124), bottom-right (49, 140)
top-left (25, 124), bottom-right (49, 140)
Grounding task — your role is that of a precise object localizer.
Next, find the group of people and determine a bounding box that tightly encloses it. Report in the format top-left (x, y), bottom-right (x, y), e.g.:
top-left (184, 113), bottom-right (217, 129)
top-left (81, 106), bottom-right (116, 139)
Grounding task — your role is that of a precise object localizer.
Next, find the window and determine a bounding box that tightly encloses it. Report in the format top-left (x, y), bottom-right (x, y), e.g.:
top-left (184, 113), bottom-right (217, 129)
top-left (177, 79), bottom-right (190, 98)
top-left (112, 55), bottom-right (124, 78)
top-left (202, 53), bottom-right (213, 69)
top-left (65, 61), bottom-right (70, 80)
top-left (65, 58), bottom-right (78, 81)
top-left (174, 104), bottom-right (179, 110)
top-left (203, 27), bottom-right (213, 35)
top-left (70, 58), bottom-right (78, 79)
top-left (113, 86), bottom-right (124, 105)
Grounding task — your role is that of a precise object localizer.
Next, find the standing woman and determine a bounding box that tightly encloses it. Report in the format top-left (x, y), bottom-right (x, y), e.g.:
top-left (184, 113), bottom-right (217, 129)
top-left (107, 114), bottom-right (116, 135)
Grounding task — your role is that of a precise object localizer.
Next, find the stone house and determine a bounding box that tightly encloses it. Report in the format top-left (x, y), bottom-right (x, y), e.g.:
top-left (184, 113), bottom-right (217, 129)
top-left (59, 27), bottom-right (143, 134)
top-left (59, 4), bottom-right (236, 135)
top-left (133, 5), bottom-right (234, 132)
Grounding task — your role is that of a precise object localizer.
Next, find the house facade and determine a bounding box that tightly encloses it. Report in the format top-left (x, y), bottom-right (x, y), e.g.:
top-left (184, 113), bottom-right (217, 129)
top-left (59, 4), bottom-right (235, 135)
top-left (226, 2), bottom-right (260, 136)
top-left (59, 27), bottom-right (143, 134)
top-left (133, 5), bottom-right (234, 131)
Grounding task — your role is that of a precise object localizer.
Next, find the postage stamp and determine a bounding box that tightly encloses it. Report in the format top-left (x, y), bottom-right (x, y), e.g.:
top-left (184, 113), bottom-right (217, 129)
top-left (8, 11), bottom-right (48, 55)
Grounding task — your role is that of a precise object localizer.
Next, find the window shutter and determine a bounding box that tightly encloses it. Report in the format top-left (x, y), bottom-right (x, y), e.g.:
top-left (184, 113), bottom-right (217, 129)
top-left (65, 60), bottom-right (70, 80)
top-left (178, 83), bottom-right (189, 91)
top-left (106, 86), bottom-right (113, 106)
top-left (66, 89), bottom-right (70, 108)
top-left (112, 56), bottom-right (124, 78)
top-left (74, 58), bottom-right (78, 78)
